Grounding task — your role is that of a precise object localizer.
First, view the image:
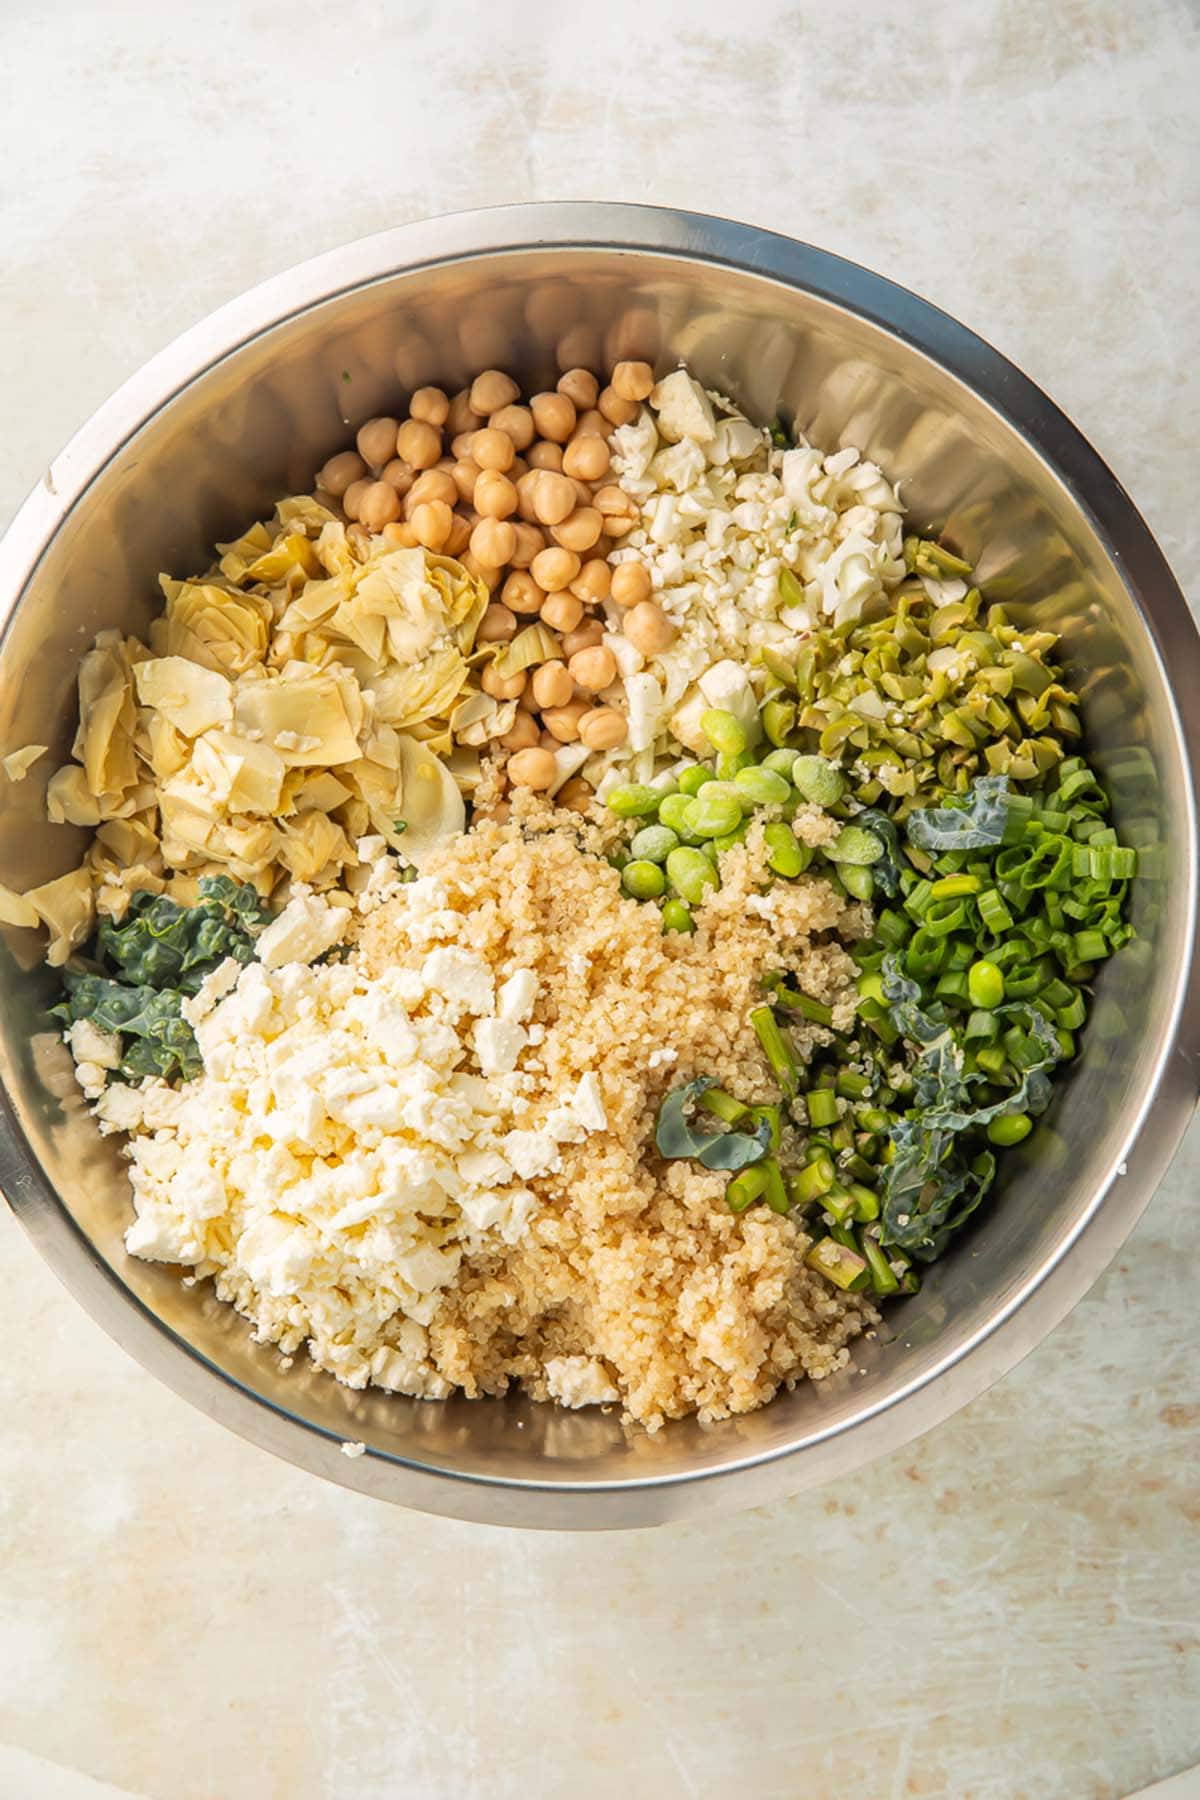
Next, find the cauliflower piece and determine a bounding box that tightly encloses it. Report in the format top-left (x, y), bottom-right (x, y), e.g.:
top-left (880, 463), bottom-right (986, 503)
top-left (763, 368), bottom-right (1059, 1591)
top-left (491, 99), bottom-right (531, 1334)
top-left (649, 370), bottom-right (717, 445)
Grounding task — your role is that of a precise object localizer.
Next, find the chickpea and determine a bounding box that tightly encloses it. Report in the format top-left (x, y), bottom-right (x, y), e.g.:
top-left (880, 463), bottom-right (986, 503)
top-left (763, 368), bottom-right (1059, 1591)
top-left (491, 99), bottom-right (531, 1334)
top-left (477, 602), bottom-right (518, 644)
top-left (451, 431), bottom-right (477, 460)
top-left (502, 569), bottom-right (546, 615)
top-left (459, 550), bottom-right (502, 590)
top-left (539, 590), bottom-right (584, 634)
top-left (510, 455), bottom-right (529, 480)
top-left (570, 557), bottom-right (611, 604)
top-left (356, 416), bottom-right (400, 468)
top-left (624, 600), bottom-right (675, 655)
top-left (557, 367), bottom-right (599, 411)
top-left (446, 388), bottom-right (482, 436)
top-left (381, 520), bottom-right (420, 549)
top-left (528, 440), bottom-right (564, 471)
top-left (381, 457), bottom-right (415, 496)
top-left (410, 500), bottom-right (453, 551)
top-left (318, 449), bottom-right (366, 496)
top-left (611, 359), bottom-right (655, 402)
top-left (577, 706), bottom-right (629, 751)
top-left (562, 620), bottom-right (606, 656)
top-left (410, 385), bottom-right (449, 427)
top-left (573, 408), bottom-right (610, 440)
top-left (555, 774), bottom-right (594, 813)
top-left (341, 478), bottom-right (370, 521)
top-left (404, 471), bottom-right (456, 518)
top-left (472, 468), bottom-right (518, 520)
top-left (510, 521), bottom-right (546, 568)
top-left (541, 700), bottom-right (590, 743)
top-left (470, 517), bottom-right (517, 568)
top-left (518, 684), bottom-right (541, 713)
top-left (552, 506), bottom-right (603, 554)
top-left (531, 545), bottom-right (581, 592)
top-left (489, 403), bottom-right (535, 451)
top-left (531, 660), bottom-right (575, 709)
top-left (514, 469), bottom-right (544, 523)
top-left (530, 391), bottom-right (576, 443)
top-left (562, 434), bottom-right (610, 483)
top-left (568, 644), bottom-right (618, 693)
top-left (396, 418), bottom-right (442, 470)
top-left (470, 369), bottom-right (520, 415)
top-left (444, 512), bottom-right (472, 556)
top-left (598, 386), bottom-right (639, 428)
top-left (481, 661), bottom-right (527, 701)
top-left (357, 480), bottom-right (403, 532)
top-left (500, 713), bottom-right (541, 752)
top-left (472, 427), bottom-right (516, 473)
top-left (450, 457), bottom-right (482, 503)
top-left (610, 561), bottom-right (652, 608)
top-left (531, 471), bottom-right (577, 527)
top-left (507, 746), bottom-right (558, 790)
top-left (594, 484), bottom-right (640, 535)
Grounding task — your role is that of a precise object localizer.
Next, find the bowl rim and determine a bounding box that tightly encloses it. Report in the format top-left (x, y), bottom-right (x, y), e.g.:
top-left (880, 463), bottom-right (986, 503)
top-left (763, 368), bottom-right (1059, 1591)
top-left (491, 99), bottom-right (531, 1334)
top-left (1, 202), bottom-right (1197, 1529)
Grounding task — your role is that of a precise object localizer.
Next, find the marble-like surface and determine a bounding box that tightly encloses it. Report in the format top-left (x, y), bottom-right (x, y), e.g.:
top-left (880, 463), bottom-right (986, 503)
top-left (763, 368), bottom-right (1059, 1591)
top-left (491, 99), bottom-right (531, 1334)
top-left (1, 2), bottom-right (1198, 1796)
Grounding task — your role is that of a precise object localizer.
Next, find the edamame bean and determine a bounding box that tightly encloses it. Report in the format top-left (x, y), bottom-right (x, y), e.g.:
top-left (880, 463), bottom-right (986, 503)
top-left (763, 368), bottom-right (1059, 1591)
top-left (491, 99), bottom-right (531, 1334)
top-left (734, 764), bottom-right (792, 806)
top-left (713, 824), bottom-right (749, 853)
top-left (715, 748), bottom-right (756, 781)
top-left (658, 792), bottom-right (704, 840)
top-left (987, 1110), bottom-right (1033, 1146)
top-left (666, 846), bottom-right (719, 905)
top-left (682, 789), bottom-right (743, 838)
top-left (605, 783), bottom-right (662, 819)
top-left (621, 859), bottom-right (666, 900)
top-left (967, 959), bottom-right (1005, 1008)
top-left (790, 755), bottom-right (846, 807)
top-left (661, 899), bottom-right (695, 934)
top-left (763, 747), bottom-right (801, 778)
top-left (763, 820), bottom-right (807, 877)
top-left (826, 824), bottom-right (885, 865)
top-left (700, 708), bottom-right (748, 756)
top-left (629, 824), bottom-right (679, 864)
top-left (678, 764), bottom-right (716, 797)
top-left (840, 864), bottom-right (875, 901)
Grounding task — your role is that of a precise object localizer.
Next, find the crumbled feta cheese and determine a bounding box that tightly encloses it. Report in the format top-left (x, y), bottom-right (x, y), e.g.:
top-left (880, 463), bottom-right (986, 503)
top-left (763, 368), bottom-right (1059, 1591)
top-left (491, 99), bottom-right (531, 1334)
top-left (66, 1017), bottom-right (122, 1071)
top-left (569, 1072), bottom-right (607, 1132)
top-left (340, 1441), bottom-right (366, 1459)
top-left (104, 936), bottom-right (566, 1397)
top-left (474, 1015), bottom-right (527, 1077)
top-left (257, 893), bottom-right (347, 968)
top-left (498, 969), bottom-right (538, 1022)
top-left (544, 1355), bottom-right (619, 1408)
top-left (181, 955), bottom-right (243, 1025)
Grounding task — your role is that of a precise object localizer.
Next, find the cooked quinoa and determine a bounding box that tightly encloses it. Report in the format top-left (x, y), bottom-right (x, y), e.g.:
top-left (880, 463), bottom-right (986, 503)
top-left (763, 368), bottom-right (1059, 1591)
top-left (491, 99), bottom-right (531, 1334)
top-left (356, 813), bottom-right (877, 1429)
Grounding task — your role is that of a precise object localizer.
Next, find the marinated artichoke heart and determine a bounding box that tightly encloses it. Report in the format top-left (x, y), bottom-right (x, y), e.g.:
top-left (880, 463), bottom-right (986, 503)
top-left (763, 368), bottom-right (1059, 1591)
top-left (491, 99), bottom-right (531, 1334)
top-left (25, 503), bottom-right (492, 920)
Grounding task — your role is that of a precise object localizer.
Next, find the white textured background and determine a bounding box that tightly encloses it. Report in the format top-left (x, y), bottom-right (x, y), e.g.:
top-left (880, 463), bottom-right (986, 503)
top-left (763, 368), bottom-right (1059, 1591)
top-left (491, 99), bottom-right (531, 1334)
top-left (1, 3), bottom-right (1198, 1797)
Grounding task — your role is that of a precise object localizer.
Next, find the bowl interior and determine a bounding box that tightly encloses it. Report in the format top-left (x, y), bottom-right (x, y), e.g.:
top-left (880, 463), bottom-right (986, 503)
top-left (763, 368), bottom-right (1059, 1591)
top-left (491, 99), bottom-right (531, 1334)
top-left (0, 227), bottom-right (1193, 1509)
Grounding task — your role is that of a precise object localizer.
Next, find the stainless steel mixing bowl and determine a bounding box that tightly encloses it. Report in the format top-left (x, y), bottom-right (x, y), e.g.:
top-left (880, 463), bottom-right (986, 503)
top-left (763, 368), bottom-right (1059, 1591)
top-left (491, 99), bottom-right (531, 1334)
top-left (1, 204), bottom-right (1196, 1529)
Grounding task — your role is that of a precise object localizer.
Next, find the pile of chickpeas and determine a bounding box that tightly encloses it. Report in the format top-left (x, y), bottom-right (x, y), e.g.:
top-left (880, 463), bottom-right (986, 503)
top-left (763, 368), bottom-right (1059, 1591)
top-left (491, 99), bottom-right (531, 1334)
top-left (314, 360), bottom-right (678, 801)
